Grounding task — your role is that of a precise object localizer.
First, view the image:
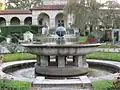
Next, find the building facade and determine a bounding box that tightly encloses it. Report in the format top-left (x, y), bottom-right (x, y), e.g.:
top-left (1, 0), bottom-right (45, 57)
top-left (0, 0), bottom-right (73, 29)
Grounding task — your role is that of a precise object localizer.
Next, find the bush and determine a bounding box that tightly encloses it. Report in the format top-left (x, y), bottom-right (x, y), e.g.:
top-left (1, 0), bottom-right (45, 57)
top-left (0, 25), bottom-right (43, 37)
top-left (88, 34), bottom-right (95, 38)
top-left (11, 36), bottom-right (18, 43)
top-left (0, 35), bottom-right (6, 43)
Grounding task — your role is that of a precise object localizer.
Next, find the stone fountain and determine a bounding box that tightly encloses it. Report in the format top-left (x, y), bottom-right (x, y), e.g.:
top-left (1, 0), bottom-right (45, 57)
top-left (22, 26), bottom-right (100, 78)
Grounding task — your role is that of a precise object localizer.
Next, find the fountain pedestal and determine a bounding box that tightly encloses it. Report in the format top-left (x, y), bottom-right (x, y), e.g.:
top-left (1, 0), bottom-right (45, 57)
top-left (22, 43), bottom-right (100, 77)
top-left (22, 27), bottom-right (100, 77)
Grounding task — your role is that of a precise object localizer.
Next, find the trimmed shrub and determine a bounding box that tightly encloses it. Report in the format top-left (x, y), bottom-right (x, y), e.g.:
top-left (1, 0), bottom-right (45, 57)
top-left (0, 35), bottom-right (6, 42)
top-left (0, 25), bottom-right (43, 37)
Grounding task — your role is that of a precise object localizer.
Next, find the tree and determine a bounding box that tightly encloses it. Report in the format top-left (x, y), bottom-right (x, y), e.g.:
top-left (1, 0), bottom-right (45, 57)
top-left (6, 0), bottom-right (43, 9)
top-left (64, 0), bottom-right (103, 32)
top-left (102, 0), bottom-right (120, 29)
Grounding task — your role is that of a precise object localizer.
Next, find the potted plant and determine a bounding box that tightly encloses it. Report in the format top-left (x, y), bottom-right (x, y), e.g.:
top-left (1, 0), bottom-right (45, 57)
top-left (87, 34), bottom-right (96, 43)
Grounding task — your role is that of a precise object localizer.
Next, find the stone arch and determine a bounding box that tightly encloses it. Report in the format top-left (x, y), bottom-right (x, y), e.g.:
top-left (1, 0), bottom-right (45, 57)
top-left (38, 13), bottom-right (50, 26)
top-left (0, 17), bottom-right (6, 25)
top-left (24, 17), bottom-right (32, 25)
top-left (10, 17), bottom-right (20, 25)
top-left (55, 13), bottom-right (64, 28)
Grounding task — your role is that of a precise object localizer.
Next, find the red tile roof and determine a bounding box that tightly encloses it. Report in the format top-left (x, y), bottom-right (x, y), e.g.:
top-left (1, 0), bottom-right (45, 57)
top-left (0, 10), bottom-right (32, 15)
top-left (31, 5), bottom-right (65, 10)
top-left (0, 5), bottom-right (65, 15)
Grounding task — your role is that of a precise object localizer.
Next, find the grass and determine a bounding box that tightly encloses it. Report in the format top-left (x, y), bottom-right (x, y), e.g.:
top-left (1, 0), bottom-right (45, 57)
top-left (92, 80), bottom-right (114, 90)
top-left (87, 52), bottom-right (120, 61)
top-left (99, 44), bottom-right (120, 48)
top-left (3, 53), bottom-right (36, 62)
top-left (2, 51), bottom-right (120, 62)
top-left (0, 79), bottom-right (31, 89)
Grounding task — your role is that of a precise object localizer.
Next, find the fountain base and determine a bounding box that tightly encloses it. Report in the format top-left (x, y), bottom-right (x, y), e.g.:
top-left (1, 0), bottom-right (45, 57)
top-left (35, 64), bottom-right (88, 77)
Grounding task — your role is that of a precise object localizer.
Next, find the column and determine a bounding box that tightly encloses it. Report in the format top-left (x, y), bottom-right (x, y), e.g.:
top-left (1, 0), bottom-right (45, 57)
top-left (40, 56), bottom-right (49, 67)
top-left (37, 55), bottom-right (41, 65)
top-left (20, 21), bottom-right (24, 25)
top-left (73, 56), bottom-right (78, 66)
top-left (78, 56), bottom-right (83, 67)
top-left (58, 56), bottom-right (65, 67)
top-left (73, 56), bottom-right (83, 67)
top-left (82, 55), bottom-right (88, 68)
top-left (50, 18), bottom-right (55, 29)
top-left (32, 15), bottom-right (38, 25)
top-left (112, 30), bottom-right (114, 45)
top-left (6, 20), bottom-right (10, 26)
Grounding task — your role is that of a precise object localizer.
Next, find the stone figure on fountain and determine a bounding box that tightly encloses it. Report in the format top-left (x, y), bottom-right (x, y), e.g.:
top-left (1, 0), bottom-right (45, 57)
top-left (56, 24), bottom-right (66, 44)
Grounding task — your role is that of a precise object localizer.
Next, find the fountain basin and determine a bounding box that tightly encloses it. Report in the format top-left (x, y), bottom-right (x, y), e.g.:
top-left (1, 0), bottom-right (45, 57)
top-left (22, 43), bottom-right (100, 56)
top-left (35, 64), bottom-right (88, 77)
top-left (1, 60), bottom-right (119, 81)
top-left (21, 43), bottom-right (101, 77)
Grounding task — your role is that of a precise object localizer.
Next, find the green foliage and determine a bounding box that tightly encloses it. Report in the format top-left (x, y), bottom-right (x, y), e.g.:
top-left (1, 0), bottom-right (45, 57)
top-left (3, 53), bottom-right (36, 62)
top-left (87, 52), bottom-right (120, 61)
top-left (0, 25), bottom-right (42, 37)
top-left (6, 0), bottom-right (43, 9)
top-left (11, 36), bottom-right (18, 43)
top-left (99, 44), bottom-right (120, 48)
top-left (0, 79), bottom-right (31, 90)
top-left (33, 35), bottom-right (48, 42)
top-left (92, 80), bottom-right (114, 90)
top-left (87, 34), bottom-right (95, 38)
top-left (64, 0), bottom-right (102, 29)
top-left (79, 36), bottom-right (87, 43)
top-left (0, 35), bottom-right (6, 43)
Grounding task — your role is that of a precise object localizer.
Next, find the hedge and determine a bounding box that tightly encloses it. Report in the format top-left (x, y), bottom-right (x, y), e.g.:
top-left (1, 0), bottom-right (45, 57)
top-left (0, 25), bottom-right (43, 37)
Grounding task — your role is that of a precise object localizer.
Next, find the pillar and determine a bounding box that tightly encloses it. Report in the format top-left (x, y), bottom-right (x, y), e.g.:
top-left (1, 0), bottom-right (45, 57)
top-left (78, 56), bottom-right (83, 67)
top-left (20, 21), bottom-right (24, 25)
top-left (73, 56), bottom-right (83, 67)
top-left (82, 55), bottom-right (88, 68)
top-left (6, 20), bottom-right (10, 26)
top-left (50, 18), bottom-right (55, 29)
top-left (37, 55), bottom-right (41, 65)
top-left (57, 56), bottom-right (65, 67)
top-left (40, 56), bottom-right (49, 67)
top-left (73, 56), bottom-right (78, 66)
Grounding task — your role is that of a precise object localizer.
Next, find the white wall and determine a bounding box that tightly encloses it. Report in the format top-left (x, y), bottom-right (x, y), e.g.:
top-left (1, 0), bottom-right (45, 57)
top-left (32, 10), bottom-right (64, 29)
top-left (0, 9), bottom-right (74, 29)
top-left (0, 14), bottom-right (32, 25)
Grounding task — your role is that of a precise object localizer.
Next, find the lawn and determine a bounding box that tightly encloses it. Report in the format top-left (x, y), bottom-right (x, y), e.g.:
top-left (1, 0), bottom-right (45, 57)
top-left (92, 80), bottom-right (120, 90)
top-left (0, 79), bottom-right (31, 90)
top-left (3, 53), bottom-right (36, 62)
top-left (1, 51), bottom-right (120, 90)
top-left (2, 51), bottom-right (120, 62)
top-left (87, 52), bottom-right (120, 61)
